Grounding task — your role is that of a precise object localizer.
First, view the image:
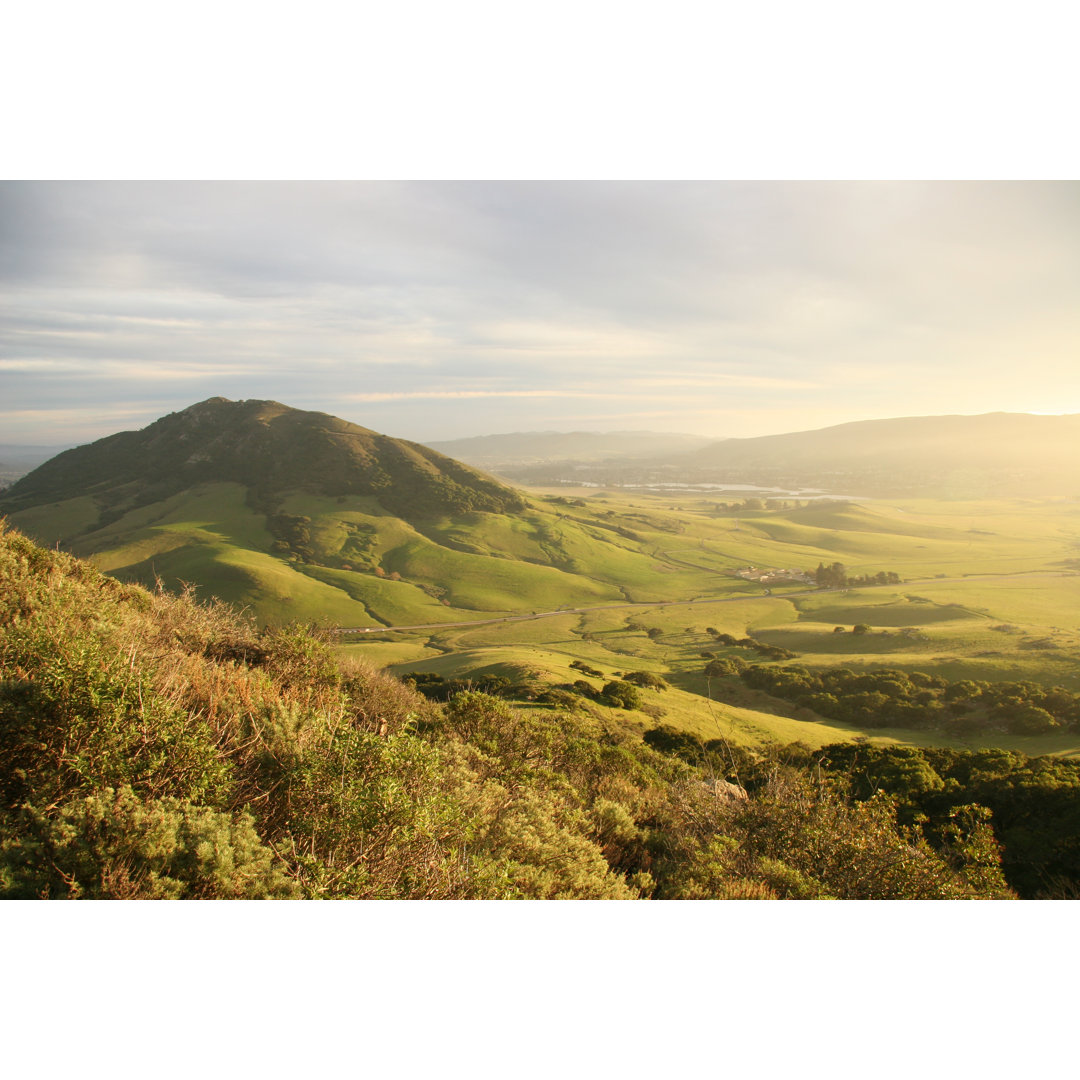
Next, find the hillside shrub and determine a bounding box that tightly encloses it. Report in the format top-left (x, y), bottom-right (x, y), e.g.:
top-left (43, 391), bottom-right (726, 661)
top-left (0, 787), bottom-right (297, 899)
top-left (601, 680), bottom-right (643, 710)
top-left (622, 671), bottom-right (669, 691)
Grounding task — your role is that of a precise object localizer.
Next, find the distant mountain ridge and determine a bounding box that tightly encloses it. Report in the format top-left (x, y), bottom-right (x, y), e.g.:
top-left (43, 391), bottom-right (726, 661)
top-left (493, 412), bottom-right (1080, 497)
top-left (677, 412), bottom-right (1080, 497)
top-left (425, 430), bottom-right (712, 468)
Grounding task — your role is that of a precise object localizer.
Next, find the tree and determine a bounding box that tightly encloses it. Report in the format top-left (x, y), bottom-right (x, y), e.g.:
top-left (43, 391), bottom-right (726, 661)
top-left (623, 670), bottom-right (669, 691)
top-left (815, 562), bottom-right (848, 589)
top-left (705, 657), bottom-right (747, 677)
top-left (601, 680), bottom-right (642, 710)
top-left (996, 703), bottom-right (1059, 735)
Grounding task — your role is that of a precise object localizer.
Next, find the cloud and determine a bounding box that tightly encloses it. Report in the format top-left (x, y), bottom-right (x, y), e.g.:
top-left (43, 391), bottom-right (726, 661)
top-left (2, 181), bottom-right (1078, 442)
top-left (343, 390), bottom-right (616, 402)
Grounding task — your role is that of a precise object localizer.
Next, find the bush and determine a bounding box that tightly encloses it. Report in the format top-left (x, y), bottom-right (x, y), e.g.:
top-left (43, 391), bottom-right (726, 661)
top-left (704, 656), bottom-right (747, 677)
top-left (655, 772), bottom-right (1011, 900)
top-left (0, 787), bottom-right (298, 899)
top-left (623, 670), bottom-right (669, 691)
top-left (601, 680), bottom-right (643, 710)
top-left (569, 660), bottom-right (604, 678)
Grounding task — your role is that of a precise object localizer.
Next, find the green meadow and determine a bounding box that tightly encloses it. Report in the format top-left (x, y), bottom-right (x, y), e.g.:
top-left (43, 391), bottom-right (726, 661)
top-left (11, 479), bottom-right (1080, 755)
top-left (341, 489), bottom-right (1080, 756)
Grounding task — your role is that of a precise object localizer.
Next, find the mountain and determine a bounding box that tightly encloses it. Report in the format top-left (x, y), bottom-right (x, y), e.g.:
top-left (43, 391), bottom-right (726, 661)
top-left (1, 397), bottom-right (525, 523)
top-left (679, 413), bottom-right (1080, 497)
top-left (0, 398), bottom-right (677, 626)
top-left (496, 413), bottom-right (1080, 497)
top-left (1, 398), bottom-right (596, 625)
top-left (425, 430), bottom-right (712, 470)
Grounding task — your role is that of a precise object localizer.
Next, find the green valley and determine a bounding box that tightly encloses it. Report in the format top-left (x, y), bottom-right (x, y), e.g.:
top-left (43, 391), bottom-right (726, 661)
top-left (8, 419), bottom-right (1080, 756)
top-left (5, 399), bottom-right (1080, 899)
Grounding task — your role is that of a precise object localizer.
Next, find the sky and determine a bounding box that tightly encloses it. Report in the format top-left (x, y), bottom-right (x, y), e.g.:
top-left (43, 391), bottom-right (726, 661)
top-left (4, 1), bottom-right (1080, 1055)
top-left (2, 180), bottom-right (1079, 447)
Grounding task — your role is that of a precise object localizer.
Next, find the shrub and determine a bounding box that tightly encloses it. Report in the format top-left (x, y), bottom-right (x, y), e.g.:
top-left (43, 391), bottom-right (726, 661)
top-left (704, 656), bottom-right (747, 677)
top-left (601, 680), bottom-right (643, 710)
top-left (0, 787), bottom-right (298, 899)
top-left (622, 670), bottom-right (669, 691)
top-left (569, 660), bottom-right (604, 678)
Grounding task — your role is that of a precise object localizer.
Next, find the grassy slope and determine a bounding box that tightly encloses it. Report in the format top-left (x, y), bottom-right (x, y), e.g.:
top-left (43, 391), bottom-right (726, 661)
top-left (352, 491), bottom-right (1080, 756)
top-left (11, 480), bottom-right (1080, 754)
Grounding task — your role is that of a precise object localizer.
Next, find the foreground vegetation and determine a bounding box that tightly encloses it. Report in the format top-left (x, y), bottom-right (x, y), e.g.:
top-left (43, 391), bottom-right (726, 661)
top-left (1, 523), bottom-right (1039, 899)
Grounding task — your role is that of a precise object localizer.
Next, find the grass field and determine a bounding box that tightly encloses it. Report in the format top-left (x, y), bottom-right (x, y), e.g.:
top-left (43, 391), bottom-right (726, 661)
top-left (12, 479), bottom-right (1080, 755)
top-left (337, 488), bottom-right (1080, 755)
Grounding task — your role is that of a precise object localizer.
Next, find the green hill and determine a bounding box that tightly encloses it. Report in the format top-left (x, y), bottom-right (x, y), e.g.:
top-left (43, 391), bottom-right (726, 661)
top-left (0, 396), bottom-right (526, 524)
top-left (0, 398), bottom-right (571, 626)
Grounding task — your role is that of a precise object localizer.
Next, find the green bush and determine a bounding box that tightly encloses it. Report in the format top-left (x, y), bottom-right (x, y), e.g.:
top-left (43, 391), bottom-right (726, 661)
top-left (601, 680), bottom-right (643, 710)
top-left (622, 670), bottom-right (669, 691)
top-left (0, 787), bottom-right (297, 899)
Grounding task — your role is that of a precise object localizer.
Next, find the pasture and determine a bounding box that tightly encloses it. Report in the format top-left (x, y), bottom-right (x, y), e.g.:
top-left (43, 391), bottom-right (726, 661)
top-left (13, 477), bottom-right (1080, 754)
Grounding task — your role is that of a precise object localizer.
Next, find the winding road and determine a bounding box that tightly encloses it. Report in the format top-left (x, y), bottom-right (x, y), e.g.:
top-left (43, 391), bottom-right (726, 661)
top-left (338, 591), bottom-right (788, 635)
top-left (337, 569), bottom-right (1078, 637)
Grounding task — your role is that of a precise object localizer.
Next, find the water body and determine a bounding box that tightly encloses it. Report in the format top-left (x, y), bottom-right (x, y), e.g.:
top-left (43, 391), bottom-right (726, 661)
top-left (562, 479), bottom-right (869, 500)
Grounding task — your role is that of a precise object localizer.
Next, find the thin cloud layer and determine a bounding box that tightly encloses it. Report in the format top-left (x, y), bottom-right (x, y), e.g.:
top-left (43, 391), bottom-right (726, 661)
top-left (2, 181), bottom-right (1078, 444)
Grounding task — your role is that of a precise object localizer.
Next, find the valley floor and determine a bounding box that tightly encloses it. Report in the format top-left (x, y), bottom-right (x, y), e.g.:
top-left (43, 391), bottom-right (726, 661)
top-left (11, 477), bottom-right (1080, 757)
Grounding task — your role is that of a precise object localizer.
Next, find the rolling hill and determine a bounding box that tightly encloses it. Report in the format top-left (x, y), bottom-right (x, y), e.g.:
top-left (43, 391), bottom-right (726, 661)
top-left (681, 412), bottom-right (1080, 496)
top-left (1, 398), bottom-right (728, 627)
top-left (6, 398), bottom-right (1080, 774)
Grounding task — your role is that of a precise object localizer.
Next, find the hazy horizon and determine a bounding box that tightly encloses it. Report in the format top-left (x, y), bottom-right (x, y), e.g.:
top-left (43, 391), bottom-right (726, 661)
top-left (4, 402), bottom-right (1079, 455)
top-left (3, 181), bottom-right (1078, 446)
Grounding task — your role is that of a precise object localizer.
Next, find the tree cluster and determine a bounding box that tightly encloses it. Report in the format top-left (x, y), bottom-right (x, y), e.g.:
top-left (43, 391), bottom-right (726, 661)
top-left (712, 497), bottom-right (804, 514)
top-left (814, 562), bottom-right (901, 588)
top-left (569, 659), bottom-right (604, 678)
top-left (735, 664), bottom-right (1080, 736)
top-left (803, 743), bottom-right (1080, 898)
top-left (269, 513), bottom-right (315, 562)
top-left (705, 629), bottom-right (796, 662)
top-left (643, 729), bottom-right (1080, 898)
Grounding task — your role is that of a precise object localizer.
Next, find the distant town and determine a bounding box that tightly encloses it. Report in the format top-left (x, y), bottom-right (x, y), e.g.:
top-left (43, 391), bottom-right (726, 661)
top-left (735, 566), bottom-right (814, 585)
